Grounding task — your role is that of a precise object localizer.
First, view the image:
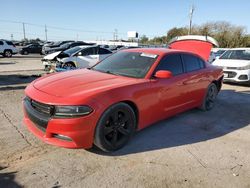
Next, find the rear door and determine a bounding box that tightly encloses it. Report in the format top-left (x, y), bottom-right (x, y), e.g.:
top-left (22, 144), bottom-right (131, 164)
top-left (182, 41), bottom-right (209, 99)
top-left (181, 53), bottom-right (209, 104)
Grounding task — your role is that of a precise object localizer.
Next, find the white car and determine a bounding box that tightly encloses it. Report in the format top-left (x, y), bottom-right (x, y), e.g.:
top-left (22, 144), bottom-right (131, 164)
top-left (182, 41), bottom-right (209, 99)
top-left (57, 46), bottom-right (112, 70)
top-left (212, 48), bottom-right (250, 85)
top-left (0, 40), bottom-right (18, 57)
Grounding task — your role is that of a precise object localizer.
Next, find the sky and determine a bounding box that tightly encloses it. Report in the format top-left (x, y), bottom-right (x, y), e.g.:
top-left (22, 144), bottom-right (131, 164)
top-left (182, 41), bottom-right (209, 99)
top-left (1, 0), bottom-right (250, 41)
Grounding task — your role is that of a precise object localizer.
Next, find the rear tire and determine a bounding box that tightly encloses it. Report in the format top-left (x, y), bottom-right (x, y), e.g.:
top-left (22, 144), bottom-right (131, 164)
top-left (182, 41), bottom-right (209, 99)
top-left (94, 103), bottom-right (136, 152)
top-left (23, 50), bottom-right (29, 55)
top-left (3, 50), bottom-right (12, 57)
top-left (200, 83), bottom-right (218, 111)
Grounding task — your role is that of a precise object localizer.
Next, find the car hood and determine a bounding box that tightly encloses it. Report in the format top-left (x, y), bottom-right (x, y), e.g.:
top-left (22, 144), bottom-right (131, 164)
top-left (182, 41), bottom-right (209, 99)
top-left (212, 59), bottom-right (250, 68)
top-left (33, 69), bottom-right (139, 98)
top-left (43, 51), bottom-right (62, 60)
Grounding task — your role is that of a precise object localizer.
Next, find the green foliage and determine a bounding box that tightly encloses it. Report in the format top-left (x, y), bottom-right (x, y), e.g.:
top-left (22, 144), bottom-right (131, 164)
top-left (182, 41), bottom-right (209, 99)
top-left (140, 21), bottom-right (250, 48)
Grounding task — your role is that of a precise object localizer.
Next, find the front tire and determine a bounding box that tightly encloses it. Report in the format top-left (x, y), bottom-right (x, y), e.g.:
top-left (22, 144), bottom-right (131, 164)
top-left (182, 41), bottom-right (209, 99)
top-left (3, 50), bottom-right (12, 57)
top-left (94, 103), bottom-right (136, 152)
top-left (62, 62), bottom-right (76, 69)
top-left (200, 83), bottom-right (218, 111)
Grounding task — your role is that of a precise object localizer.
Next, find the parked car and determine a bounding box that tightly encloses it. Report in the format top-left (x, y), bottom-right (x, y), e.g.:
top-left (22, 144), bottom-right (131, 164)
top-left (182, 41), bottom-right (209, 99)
top-left (19, 44), bottom-right (43, 55)
top-left (108, 45), bottom-right (124, 52)
top-left (56, 46), bottom-right (112, 71)
top-left (44, 41), bottom-right (94, 54)
top-left (42, 46), bottom-right (109, 71)
top-left (23, 47), bottom-right (223, 152)
top-left (0, 40), bottom-right (18, 57)
top-left (42, 40), bottom-right (74, 54)
top-left (212, 48), bottom-right (250, 85)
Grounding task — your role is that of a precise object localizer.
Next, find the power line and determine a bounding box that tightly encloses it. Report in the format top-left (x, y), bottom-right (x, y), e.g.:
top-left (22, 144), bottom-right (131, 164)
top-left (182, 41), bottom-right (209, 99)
top-left (0, 19), bottom-right (127, 35)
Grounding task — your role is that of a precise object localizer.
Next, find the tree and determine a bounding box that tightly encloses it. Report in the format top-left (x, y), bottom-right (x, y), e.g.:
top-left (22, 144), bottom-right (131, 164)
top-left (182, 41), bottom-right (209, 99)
top-left (139, 35), bottom-right (149, 44)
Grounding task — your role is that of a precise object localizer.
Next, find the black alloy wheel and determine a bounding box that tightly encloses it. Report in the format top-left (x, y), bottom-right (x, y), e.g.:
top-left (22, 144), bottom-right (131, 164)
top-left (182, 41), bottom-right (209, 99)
top-left (200, 83), bottom-right (218, 111)
top-left (94, 103), bottom-right (136, 152)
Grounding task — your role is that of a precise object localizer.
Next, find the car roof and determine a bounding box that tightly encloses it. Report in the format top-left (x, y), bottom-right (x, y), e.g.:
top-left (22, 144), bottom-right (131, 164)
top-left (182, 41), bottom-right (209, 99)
top-left (122, 48), bottom-right (195, 56)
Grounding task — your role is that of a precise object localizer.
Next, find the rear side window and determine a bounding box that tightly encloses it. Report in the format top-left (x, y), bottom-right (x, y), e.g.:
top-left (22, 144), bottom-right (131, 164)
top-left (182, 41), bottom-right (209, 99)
top-left (155, 54), bottom-right (184, 75)
top-left (99, 48), bottom-right (112, 55)
top-left (0, 41), bottom-right (3, 45)
top-left (182, 54), bottom-right (203, 72)
top-left (81, 48), bottom-right (95, 56)
top-left (6, 41), bottom-right (14, 46)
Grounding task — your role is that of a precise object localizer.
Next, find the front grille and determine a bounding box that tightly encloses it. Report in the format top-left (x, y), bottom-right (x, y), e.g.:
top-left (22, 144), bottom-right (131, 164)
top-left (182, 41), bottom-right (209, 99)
top-left (24, 97), bottom-right (52, 132)
top-left (30, 99), bottom-right (54, 116)
top-left (224, 71), bottom-right (237, 78)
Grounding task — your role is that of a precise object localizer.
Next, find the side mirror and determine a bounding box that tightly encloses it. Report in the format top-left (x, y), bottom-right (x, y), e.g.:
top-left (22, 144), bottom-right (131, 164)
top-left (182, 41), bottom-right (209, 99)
top-left (154, 70), bottom-right (173, 79)
top-left (77, 52), bottom-right (82, 56)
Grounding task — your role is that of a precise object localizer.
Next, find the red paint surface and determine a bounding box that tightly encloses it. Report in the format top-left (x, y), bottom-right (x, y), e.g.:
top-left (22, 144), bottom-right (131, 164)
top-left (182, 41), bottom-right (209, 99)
top-left (169, 40), bottom-right (213, 61)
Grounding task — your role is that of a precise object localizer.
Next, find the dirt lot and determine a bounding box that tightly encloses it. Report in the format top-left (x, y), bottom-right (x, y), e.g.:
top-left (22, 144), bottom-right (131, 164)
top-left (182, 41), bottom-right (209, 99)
top-left (0, 56), bottom-right (250, 188)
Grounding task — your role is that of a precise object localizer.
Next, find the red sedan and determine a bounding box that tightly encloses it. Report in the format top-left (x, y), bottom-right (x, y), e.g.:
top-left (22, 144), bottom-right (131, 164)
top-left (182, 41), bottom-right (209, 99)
top-left (23, 48), bottom-right (223, 151)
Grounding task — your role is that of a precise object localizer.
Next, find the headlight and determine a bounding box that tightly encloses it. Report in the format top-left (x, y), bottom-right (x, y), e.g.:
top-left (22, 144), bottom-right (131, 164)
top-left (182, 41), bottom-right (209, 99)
top-left (237, 65), bottom-right (250, 70)
top-left (54, 105), bottom-right (93, 118)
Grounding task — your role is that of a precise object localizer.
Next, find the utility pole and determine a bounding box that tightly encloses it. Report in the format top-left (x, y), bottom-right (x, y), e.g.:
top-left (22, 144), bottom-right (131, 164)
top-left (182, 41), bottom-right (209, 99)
top-left (188, 5), bottom-right (194, 35)
top-left (45, 24), bottom-right (48, 41)
top-left (22, 22), bottom-right (26, 40)
top-left (11, 34), bottom-right (13, 41)
top-left (113, 29), bottom-right (118, 41)
top-left (115, 29), bottom-right (118, 41)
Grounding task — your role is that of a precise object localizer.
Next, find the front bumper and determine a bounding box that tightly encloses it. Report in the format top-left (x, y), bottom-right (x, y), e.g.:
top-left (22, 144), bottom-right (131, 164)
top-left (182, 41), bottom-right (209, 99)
top-left (23, 97), bottom-right (96, 149)
top-left (223, 69), bottom-right (250, 83)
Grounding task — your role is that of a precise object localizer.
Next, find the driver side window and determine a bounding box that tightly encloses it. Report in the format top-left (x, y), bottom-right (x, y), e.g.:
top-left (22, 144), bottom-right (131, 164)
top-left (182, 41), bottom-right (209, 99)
top-left (155, 54), bottom-right (184, 76)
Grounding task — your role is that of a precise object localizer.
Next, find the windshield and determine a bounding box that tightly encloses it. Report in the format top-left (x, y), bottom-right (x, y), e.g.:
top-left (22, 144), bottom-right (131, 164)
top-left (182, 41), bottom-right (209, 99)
top-left (60, 42), bottom-right (72, 48)
top-left (220, 50), bottom-right (250, 60)
top-left (215, 50), bottom-right (226, 56)
top-left (63, 46), bottom-right (81, 56)
top-left (92, 51), bottom-right (158, 78)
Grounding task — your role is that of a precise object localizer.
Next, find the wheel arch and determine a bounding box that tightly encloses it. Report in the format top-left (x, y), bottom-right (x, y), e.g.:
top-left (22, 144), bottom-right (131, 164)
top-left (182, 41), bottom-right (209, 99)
top-left (120, 100), bottom-right (139, 130)
top-left (4, 49), bottom-right (13, 53)
top-left (63, 61), bottom-right (77, 67)
top-left (212, 76), bottom-right (223, 92)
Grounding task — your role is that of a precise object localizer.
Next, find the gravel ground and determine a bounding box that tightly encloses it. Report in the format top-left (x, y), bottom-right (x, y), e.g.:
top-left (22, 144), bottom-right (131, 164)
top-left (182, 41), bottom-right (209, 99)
top-left (0, 56), bottom-right (250, 188)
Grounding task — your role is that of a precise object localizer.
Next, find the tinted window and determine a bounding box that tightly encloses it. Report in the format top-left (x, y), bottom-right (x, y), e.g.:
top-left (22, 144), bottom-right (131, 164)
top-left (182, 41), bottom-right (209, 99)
top-left (81, 48), bottom-right (95, 56)
top-left (6, 41), bottom-right (14, 46)
top-left (182, 54), bottom-right (201, 72)
top-left (0, 41), bottom-right (3, 45)
top-left (99, 48), bottom-right (112, 55)
top-left (197, 58), bottom-right (205, 68)
top-left (155, 54), bottom-right (183, 75)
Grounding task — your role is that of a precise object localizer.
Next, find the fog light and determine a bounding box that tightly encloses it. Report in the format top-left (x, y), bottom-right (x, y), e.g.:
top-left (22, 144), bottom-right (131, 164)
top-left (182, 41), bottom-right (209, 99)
top-left (53, 134), bottom-right (72, 141)
top-left (238, 75), bottom-right (248, 80)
